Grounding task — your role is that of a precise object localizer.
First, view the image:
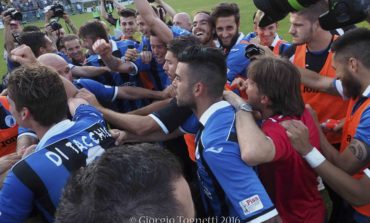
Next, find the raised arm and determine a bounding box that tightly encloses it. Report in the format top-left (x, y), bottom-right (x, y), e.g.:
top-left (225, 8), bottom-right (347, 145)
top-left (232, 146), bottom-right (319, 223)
top-left (92, 39), bottom-right (137, 73)
top-left (133, 0), bottom-right (173, 44)
top-left (155, 0), bottom-right (176, 19)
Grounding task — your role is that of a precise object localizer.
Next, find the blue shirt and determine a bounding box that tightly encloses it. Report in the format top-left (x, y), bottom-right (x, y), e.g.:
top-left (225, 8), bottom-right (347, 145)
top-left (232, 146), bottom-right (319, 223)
top-left (353, 86), bottom-right (370, 147)
top-left (195, 101), bottom-right (277, 221)
top-left (73, 79), bottom-right (117, 104)
top-left (171, 25), bottom-right (190, 37)
top-left (85, 39), bottom-right (140, 86)
top-left (225, 35), bottom-right (251, 83)
top-left (0, 105), bottom-right (114, 222)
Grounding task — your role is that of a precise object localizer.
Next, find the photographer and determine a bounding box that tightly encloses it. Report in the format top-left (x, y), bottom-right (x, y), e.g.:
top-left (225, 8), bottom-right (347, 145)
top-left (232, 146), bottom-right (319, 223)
top-left (2, 8), bottom-right (22, 54)
top-left (2, 8), bottom-right (23, 73)
top-left (44, 4), bottom-right (78, 49)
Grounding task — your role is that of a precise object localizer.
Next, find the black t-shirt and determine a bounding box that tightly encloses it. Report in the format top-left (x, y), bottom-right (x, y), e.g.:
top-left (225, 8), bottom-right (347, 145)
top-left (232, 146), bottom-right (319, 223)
top-left (150, 98), bottom-right (193, 133)
top-left (281, 36), bottom-right (335, 73)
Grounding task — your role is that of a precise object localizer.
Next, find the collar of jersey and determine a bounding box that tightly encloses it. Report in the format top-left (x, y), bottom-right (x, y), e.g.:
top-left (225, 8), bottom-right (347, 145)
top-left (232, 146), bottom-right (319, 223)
top-left (199, 101), bottom-right (231, 126)
top-left (270, 34), bottom-right (281, 48)
top-left (35, 119), bottom-right (74, 152)
top-left (363, 85), bottom-right (370, 98)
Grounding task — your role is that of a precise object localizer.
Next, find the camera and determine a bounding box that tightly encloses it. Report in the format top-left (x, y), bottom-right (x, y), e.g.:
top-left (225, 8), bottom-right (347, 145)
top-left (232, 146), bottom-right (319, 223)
top-left (48, 20), bottom-right (62, 31)
top-left (48, 3), bottom-right (65, 18)
top-left (245, 44), bottom-right (265, 59)
top-left (253, 0), bottom-right (369, 30)
top-left (3, 8), bottom-right (22, 21)
top-left (12, 32), bottom-right (22, 44)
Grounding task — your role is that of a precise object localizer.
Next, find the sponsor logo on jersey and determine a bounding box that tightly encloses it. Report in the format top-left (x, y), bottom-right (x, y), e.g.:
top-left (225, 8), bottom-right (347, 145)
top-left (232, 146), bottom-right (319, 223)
top-left (239, 195), bottom-right (263, 215)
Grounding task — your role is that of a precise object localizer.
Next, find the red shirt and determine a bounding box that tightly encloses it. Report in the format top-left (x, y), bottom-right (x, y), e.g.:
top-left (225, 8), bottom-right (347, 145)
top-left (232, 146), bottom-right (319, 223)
top-left (259, 109), bottom-right (325, 223)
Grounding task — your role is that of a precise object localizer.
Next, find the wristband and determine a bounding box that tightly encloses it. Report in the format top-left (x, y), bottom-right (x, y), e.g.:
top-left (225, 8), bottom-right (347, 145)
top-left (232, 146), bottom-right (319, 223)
top-left (303, 147), bottom-right (326, 168)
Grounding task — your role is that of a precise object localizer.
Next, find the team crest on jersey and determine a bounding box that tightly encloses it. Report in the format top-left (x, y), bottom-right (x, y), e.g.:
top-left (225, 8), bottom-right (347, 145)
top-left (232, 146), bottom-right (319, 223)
top-left (239, 195), bottom-right (263, 215)
top-left (5, 115), bottom-right (16, 128)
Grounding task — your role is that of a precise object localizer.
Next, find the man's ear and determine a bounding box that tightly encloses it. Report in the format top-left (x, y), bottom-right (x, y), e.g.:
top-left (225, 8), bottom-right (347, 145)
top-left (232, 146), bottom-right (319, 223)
top-left (193, 82), bottom-right (205, 97)
top-left (20, 107), bottom-right (30, 121)
top-left (260, 95), bottom-right (270, 106)
top-left (348, 57), bottom-right (358, 73)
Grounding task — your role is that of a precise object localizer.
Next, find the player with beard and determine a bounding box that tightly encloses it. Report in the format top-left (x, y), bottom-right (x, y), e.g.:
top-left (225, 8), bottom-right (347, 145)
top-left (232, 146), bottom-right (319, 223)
top-left (282, 0), bottom-right (348, 150)
top-left (210, 3), bottom-right (252, 83)
top-left (282, 2), bottom-right (351, 221)
top-left (61, 34), bottom-right (86, 66)
top-left (284, 28), bottom-right (370, 222)
top-left (192, 11), bottom-right (216, 47)
top-left (224, 57), bottom-right (325, 223)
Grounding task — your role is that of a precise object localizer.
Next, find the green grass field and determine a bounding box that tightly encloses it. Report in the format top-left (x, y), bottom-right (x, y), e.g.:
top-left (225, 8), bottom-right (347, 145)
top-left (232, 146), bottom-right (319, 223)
top-left (0, 0), bottom-right (369, 77)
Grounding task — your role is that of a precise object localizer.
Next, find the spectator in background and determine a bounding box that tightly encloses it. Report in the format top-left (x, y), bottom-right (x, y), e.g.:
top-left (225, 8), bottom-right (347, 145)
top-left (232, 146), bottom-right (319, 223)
top-left (173, 12), bottom-right (192, 32)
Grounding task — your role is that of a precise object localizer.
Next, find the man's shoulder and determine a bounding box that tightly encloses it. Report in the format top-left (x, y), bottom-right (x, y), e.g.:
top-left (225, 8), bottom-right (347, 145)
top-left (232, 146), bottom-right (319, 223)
top-left (202, 106), bottom-right (237, 146)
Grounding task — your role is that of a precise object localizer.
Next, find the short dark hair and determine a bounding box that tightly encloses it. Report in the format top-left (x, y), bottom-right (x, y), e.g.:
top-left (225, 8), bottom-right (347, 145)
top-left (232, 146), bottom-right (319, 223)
top-left (167, 35), bottom-right (201, 58)
top-left (22, 25), bottom-right (41, 32)
top-left (210, 3), bottom-right (240, 27)
top-left (294, 0), bottom-right (328, 23)
top-left (331, 28), bottom-right (370, 69)
top-left (19, 31), bottom-right (48, 57)
top-left (119, 8), bottom-right (136, 18)
top-left (79, 20), bottom-right (109, 43)
top-left (8, 66), bottom-right (68, 126)
top-left (61, 34), bottom-right (80, 44)
top-left (177, 46), bottom-right (226, 98)
top-left (55, 143), bottom-right (186, 223)
top-left (248, 57), bottom-right (305, 117)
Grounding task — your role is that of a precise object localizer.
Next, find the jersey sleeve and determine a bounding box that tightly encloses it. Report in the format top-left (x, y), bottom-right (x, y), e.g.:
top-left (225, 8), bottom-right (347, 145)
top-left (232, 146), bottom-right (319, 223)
top-left (0, 170), bottom-right (35, 222)
top-left (18, 126), bottom-right (38, 140)
top-left (203, 141), bottom-right (277, 222)
top-left (354, 106), bottom-right (370, 147)
top-left (149, 99), bottom-right (193, 134)
top-left (74, 79), bottom-right (118, 103)
top-left (226, 44), bottom-right (250, 83)
top-left (262, 121), bottom-right (293, 161)
top-left (72, 105), bottom-right (104, 123)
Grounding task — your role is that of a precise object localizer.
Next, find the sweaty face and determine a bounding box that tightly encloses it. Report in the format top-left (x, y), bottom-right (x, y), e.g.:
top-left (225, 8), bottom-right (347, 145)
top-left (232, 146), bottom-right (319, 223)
top-left (64, 39), bottom-right (85, 63)
top-left (257, 23), bottom-right (278, 47)
top-left (192, 13), bottom-right (213, 46)
top-left (173, 62), bottom-right (195, 108)
top-left (136, 15), bottom-right (151, 37)
top-left (289, 13), bottom-right (315, 45)
top-left (215, 15), bottom-right (239, 48)
top-left (163, 51), bottom-right (178, 81)
top-left (150, 36), bottom-right (167, 64)
top-left (333, 56), bottom-right (362, 99)
top-left (120, 16), bottom-right (137, 39)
